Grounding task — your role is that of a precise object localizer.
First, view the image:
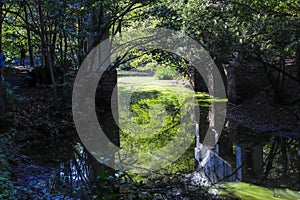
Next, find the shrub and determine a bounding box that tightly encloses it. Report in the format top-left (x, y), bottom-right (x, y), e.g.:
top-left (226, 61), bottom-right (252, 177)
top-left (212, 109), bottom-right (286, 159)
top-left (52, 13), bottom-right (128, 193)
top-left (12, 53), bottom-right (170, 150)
top-left (154, 64), bottom-right (178, 80)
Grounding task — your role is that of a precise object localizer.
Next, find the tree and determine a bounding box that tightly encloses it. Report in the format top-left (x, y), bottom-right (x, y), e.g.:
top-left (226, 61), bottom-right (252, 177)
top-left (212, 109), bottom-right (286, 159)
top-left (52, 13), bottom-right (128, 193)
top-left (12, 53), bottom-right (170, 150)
top-left (0, 1), bottom-right (13, 52)
top-left (176, 0), bottom-right (300, 104)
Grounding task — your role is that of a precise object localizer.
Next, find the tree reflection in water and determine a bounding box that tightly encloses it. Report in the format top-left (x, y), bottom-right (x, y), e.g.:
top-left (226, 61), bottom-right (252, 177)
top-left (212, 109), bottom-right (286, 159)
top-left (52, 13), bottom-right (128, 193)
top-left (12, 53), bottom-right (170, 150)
top-left (54, 143), bottom-right (92, 198)
top-left (195, 120), bottom-right (300, 190)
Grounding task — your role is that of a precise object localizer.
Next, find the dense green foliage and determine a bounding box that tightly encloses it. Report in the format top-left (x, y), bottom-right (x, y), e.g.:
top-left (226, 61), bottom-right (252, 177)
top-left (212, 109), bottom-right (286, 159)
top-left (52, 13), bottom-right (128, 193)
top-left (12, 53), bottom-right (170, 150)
top-left (2, 0), bottom-right (298, 85)
top-left (154, 63), bottom-right (178, 80)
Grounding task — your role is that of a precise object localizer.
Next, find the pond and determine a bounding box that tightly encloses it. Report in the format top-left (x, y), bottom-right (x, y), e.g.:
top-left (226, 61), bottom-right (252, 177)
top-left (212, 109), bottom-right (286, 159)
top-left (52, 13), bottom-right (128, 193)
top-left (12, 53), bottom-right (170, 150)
top-left (16, 138), bottom-right (97, 199)
top-left (195, 120), bottom-right (300, 199)
top-left (118, 73), bottom-right (300, 198)
top-left (15, 72), bottom-right (300, 199)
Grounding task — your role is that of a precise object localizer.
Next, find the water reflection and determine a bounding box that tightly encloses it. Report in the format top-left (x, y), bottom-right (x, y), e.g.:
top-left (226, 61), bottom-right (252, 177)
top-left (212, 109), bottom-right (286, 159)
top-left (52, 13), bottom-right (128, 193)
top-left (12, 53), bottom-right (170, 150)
top-left (55, 143), bottom-right (91, 197)
top-left (195, 120), bottom-right (300, 190)
top-left (19, 123), bottom-right (299, 199)
top-left (22, 139), bottom-right (102, 199)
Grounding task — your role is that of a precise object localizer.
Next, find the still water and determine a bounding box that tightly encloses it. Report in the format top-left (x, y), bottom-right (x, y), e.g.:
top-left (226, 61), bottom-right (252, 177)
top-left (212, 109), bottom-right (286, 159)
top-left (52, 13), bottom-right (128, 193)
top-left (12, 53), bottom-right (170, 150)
top-left (17, 74), bottom-right (300, 199)
top-left (195, 120), bottom-right (299, 190)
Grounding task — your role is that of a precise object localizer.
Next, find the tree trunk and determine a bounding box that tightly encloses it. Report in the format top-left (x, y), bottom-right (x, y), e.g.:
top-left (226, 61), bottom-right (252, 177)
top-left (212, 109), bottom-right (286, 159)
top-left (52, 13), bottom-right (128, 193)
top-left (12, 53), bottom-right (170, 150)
top-left (50, 22), bottom-right (57, 64)
top-left (38, 3), bottom-right (56, 92)
top-left (0, 80), bottom-right (6, 113)
top-left (23, 5), bottom-right (34, 66)
top-left (77, 16), bottom-right (84, 66)
top-left (63, 29), bottom-right (68, 66)
top-left (296, 44), bottom-right (300, 82)
top-left (0, 3), bottom-right (3, 52)
top-left (38, 3), bottom-right (47, 67)
top-left (90, 1), bottom-right (119, 174)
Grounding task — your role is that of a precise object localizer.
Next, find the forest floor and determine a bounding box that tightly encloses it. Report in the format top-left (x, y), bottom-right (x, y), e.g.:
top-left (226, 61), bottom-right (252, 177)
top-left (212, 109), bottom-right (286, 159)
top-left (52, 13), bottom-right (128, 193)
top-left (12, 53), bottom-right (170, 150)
top-left (0, 69), bottom-right (75, 199)
top-left (0, 68), bottom-right (229, 199)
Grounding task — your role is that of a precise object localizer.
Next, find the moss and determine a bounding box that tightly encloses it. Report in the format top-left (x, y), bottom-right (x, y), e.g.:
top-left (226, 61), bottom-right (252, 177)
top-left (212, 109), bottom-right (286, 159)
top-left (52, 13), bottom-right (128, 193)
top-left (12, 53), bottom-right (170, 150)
top-left (217, 182), bottom-right (300, 200)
